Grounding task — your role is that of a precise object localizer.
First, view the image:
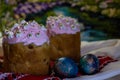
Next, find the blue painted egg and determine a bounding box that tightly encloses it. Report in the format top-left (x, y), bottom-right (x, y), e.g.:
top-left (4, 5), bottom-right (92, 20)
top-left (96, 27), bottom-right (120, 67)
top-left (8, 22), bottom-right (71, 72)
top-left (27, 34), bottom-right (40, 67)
top-left (54, 57), bottom-right (78, 78)
top-left (79, 54), bottom-right (99, 75)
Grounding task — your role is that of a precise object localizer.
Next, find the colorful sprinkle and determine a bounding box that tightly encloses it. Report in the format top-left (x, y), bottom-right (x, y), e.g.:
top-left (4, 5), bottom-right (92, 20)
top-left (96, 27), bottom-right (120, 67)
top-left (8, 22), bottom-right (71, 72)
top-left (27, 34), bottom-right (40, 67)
top-left (35, 33), bottom-right (40, 37)
top-left (28, 33), bottom-right (32, 37)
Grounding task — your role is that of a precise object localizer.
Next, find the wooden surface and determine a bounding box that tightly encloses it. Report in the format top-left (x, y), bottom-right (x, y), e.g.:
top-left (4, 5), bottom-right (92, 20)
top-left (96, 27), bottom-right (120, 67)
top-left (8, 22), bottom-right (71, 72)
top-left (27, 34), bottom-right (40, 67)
top-left (106, 74), bottom-right (120, 80)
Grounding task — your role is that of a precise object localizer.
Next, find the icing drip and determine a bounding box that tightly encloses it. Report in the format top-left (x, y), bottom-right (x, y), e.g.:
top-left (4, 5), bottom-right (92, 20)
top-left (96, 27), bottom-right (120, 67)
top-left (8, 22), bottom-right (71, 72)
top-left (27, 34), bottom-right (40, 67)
top-left (46, 15), bottom-right (80, 35)
top-left (3, 20), bottom-right (49, 46)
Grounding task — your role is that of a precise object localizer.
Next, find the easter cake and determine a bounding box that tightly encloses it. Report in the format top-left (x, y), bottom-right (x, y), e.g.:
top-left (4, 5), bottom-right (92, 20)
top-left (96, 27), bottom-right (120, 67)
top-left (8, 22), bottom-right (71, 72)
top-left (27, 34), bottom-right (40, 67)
top-left (47, 15), bottom-right (80, 62)
top-left (2, 20), bottom-right (50, 75)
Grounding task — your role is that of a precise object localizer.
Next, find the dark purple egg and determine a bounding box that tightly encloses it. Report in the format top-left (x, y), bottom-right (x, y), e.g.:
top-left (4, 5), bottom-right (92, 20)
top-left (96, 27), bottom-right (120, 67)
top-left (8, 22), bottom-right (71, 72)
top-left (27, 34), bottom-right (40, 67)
top-left (54, 57), bottom-right (78, 78)
top-left (79, 54), bottom-right (99, 75)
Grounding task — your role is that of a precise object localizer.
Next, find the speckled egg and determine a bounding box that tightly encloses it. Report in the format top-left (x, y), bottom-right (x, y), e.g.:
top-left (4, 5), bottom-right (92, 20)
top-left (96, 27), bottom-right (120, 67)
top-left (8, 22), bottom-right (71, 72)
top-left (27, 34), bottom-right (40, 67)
top-left (54, 57), bottom-right (78, 78)
top-left (79, 54), bottom-right (99, 75)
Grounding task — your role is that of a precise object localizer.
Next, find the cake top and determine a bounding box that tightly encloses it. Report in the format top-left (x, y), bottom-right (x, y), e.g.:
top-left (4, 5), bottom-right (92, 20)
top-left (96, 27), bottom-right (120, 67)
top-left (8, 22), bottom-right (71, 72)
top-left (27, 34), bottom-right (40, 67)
top-left (46, 15), bottom-right (80, 35)
top-left (3, 20), bottom-right (49, 46)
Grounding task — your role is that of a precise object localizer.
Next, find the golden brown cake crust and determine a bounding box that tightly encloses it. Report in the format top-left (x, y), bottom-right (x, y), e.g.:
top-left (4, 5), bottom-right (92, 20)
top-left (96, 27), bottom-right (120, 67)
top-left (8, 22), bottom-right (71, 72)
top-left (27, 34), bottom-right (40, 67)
top-left (49, 32), bottom-right (80, 62)
top-left (3, 42), bottom-right (50, 75)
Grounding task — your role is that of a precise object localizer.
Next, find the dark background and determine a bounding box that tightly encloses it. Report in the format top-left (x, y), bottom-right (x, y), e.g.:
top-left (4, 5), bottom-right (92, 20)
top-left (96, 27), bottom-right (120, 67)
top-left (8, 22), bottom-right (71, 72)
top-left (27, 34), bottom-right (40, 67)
top-left (0, 0), bottom-right (120, 41)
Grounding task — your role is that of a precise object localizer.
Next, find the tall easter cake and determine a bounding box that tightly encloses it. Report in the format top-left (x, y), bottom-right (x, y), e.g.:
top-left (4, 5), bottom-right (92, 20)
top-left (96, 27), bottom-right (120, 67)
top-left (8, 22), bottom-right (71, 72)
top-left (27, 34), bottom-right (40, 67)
top-left (2, 20), bottom-right (50, 75)
top-left (46, 15), bottom-right (80, 62)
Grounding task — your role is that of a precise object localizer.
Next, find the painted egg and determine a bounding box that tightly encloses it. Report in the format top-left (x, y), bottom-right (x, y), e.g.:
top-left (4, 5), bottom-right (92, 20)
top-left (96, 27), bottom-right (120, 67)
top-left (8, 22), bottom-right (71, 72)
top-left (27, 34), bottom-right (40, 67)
top-left (54, 57), bottom-right (78, 78)
top-left (79, 54), bottom-right (99, 75)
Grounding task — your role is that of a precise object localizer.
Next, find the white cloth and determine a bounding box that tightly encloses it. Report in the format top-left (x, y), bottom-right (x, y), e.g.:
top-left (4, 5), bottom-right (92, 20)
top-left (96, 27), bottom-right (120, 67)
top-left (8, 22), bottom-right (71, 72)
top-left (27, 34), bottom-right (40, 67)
top-left (81, 39), bottom-right (120, 59)
top-left (64, 39), bottom-right (120, 80)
